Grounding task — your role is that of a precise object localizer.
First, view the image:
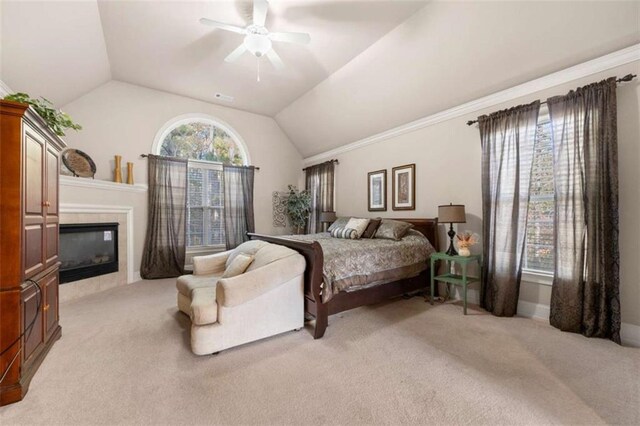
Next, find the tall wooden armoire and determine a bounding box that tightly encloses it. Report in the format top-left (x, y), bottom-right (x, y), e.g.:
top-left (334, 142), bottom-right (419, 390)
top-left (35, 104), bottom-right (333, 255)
top-left (0, 100), bottom-right (65, 405)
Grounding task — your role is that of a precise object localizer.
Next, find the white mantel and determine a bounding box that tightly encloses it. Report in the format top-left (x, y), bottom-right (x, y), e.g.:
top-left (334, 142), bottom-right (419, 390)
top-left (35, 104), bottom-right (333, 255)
top-left (60, 175), bottom-right (147, 192)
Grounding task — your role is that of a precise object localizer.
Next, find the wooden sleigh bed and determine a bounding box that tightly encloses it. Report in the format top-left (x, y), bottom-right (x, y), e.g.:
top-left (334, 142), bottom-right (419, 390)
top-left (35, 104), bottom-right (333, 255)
top-left (248, 218), bottom-right (439, 339)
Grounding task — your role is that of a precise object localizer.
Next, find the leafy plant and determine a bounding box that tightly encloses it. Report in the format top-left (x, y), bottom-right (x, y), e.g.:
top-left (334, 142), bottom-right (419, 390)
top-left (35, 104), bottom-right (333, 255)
top-left (286, 185), bottom-right (311, 233)
top-left (3, 92), bottom-right (82, 136)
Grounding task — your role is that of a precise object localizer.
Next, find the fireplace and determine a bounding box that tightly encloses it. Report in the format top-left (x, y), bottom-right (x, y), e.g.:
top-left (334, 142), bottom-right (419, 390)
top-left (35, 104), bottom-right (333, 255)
top-left (59, 223), bottom-right (119, 284)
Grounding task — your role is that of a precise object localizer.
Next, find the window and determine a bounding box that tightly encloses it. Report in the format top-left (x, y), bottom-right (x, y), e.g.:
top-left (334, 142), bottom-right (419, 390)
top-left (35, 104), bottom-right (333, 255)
top-left (186, 161), bottom-right (225, 247)
top-left (524, 105), bottom-right (554, 274)
top-left (159, 121), bottom-right (244, 165)
top-left (156, 118), bottom-right (247, 248)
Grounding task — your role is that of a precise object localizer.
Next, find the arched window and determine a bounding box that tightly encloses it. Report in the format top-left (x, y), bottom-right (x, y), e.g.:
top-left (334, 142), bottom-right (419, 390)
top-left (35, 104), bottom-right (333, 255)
top-left (155, 115), bottom-right (249, 165)
top-left (158, 121), bottom-right (246, 165)
top-left (153, 115), bottom-right (249, 249)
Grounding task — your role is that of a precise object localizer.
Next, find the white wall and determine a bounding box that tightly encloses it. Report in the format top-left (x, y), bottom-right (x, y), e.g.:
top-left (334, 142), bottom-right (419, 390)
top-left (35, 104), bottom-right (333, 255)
top-left (59, 81), bottom-right (304, 272)
top-left (316, 61), bottom-right (640, 328)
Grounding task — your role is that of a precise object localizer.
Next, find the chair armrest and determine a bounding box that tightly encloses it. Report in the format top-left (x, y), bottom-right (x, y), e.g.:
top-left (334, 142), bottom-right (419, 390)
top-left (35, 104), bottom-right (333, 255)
top-left (193, 251), bottom-right (231, 276)
top-left (216, 254), bottom-right (306, 307)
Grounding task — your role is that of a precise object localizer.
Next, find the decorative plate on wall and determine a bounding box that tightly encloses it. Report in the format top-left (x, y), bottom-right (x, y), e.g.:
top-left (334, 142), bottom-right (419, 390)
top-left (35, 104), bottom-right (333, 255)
top-left (272, 191), bottom-right (289, 228)
top-left (61, 148), bottom-right (96, 178)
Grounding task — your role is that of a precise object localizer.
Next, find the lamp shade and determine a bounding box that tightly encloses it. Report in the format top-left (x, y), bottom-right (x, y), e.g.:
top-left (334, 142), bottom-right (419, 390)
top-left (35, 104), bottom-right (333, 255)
top-left (438, 204), bottom-right (466, 223)
top-left (320, 211), bottom-right (337, 223)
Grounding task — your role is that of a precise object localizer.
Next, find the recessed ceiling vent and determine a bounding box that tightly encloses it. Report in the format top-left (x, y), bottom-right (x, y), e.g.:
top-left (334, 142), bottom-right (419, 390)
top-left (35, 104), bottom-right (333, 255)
top-left (214, 93), bottom-right (234, 102)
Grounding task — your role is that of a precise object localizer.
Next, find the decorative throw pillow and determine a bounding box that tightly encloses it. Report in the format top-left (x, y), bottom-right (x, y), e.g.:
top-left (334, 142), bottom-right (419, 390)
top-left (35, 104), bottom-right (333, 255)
top-left (330, 227), bottom-right (358, 239)
top-left (374, 220), bottom-right (414, 241)
top-left (345, 218), bottom-right (370, 238)
top-left (327, 217), bottom-right (350, 232)
top-left (361, 218), bottom-right (382, 238)
top-left (222, 253), bottom-right (254, 278)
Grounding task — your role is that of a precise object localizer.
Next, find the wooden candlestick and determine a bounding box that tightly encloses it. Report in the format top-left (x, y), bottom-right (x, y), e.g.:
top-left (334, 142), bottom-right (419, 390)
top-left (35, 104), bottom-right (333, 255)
top-left (114, 155), bottom-right (122, 183)
top-left (126, 162), bottom-right (134, 185)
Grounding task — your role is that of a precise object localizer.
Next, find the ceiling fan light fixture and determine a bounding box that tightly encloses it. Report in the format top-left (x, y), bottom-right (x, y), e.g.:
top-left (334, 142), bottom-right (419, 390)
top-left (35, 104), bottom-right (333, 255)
top-left (200, 0), bottom-right (310, 73)
top-left (244, 34), bottom-right (272, 57)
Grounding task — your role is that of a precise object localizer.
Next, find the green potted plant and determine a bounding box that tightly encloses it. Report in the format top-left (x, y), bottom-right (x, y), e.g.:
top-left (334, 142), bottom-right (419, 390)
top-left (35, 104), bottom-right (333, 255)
top-left (3, 92), bottom-right (82, 136)
top-left (286, 185), bottom-right (311, 234)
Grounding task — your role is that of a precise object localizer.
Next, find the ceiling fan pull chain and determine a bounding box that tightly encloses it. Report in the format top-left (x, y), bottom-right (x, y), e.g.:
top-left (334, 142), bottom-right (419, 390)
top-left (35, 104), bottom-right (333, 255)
top-left (257, 57), bottom-right (261, 82)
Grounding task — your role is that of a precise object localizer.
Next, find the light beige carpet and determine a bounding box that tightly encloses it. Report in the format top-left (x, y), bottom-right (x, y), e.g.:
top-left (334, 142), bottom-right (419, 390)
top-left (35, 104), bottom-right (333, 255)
top-left (1, 278), bottom-right (638, 425)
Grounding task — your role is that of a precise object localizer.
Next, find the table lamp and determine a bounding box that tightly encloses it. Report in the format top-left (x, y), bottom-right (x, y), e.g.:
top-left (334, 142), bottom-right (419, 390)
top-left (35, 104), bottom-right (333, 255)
top-left (320, 211), bottom-right (337, 232)
top-left (438, 204), bottom-right (466, 256)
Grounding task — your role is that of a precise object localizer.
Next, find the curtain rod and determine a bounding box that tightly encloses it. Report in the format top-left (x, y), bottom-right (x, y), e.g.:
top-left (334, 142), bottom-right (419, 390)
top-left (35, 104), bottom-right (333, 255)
top-left (302, 158), bottom-right (339, 171)
top-left (140, 154), bottom-right (260, 170)
top-left (466, 73), bottom-right (637, 126)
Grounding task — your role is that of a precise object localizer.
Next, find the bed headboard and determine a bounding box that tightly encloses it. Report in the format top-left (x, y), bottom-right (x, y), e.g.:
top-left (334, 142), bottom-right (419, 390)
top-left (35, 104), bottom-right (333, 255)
top-left (395, 218), bottom-right (439, 252)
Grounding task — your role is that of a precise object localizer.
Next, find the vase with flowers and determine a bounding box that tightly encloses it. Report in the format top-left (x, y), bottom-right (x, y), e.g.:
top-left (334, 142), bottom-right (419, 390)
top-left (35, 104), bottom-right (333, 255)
top-left (456, 231), bottom-right (479, 257)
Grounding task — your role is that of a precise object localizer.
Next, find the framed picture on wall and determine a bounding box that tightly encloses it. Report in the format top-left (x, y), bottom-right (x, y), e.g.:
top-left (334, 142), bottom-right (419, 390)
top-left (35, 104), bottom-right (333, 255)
top-left (392, 164), bottom-right (415, 210)
top-left (368, 169), bottom-right (387, 211)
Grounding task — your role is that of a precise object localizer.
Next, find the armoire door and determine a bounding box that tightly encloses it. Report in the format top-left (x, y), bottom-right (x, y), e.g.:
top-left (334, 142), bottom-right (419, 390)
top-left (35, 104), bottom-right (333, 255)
top-left (23, 124), bottom-right (46, 279)
top-left (44, 146), bottom-right (60, 269)
top-left (21, 282), bottom-right (44, 363)
top-left (42, 271), bottom-right (59, 340)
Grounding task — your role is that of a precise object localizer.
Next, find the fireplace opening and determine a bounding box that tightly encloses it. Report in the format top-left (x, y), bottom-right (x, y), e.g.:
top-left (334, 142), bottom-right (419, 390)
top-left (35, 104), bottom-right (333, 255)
top-left (59, 223), bottom-right (119, 284)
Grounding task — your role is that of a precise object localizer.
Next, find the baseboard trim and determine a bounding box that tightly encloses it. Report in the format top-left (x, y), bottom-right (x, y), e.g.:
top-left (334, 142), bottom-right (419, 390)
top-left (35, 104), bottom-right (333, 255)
top-left (620, 323), bottom-right (640, 348)
top-left (447, 290), bottom-right (639, 348)
top-left (517, 302), bottom-right (640, 348)
top-left (516, 300), bottom-right (551, 321)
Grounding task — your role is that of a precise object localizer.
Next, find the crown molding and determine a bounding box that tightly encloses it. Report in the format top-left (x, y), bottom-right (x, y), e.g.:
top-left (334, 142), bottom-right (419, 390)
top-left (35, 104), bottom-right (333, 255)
top-left (0, 79), bottom-right (13, 97)
top-left (303, 43), bottom-right (640, 165)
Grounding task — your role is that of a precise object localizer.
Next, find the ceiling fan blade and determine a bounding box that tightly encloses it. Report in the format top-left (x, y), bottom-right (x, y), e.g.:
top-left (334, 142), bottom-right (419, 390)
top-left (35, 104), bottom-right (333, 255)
top-left (225, 44), bottom-right (248, 63)
top-left (199, 18), bottom-right (246, 35)
top-left (266, 49), bottom-right (284, 70)
top-left (253, 0), bottom-right (268, 27)
top-left (269, 31), bottom-right (311, 45)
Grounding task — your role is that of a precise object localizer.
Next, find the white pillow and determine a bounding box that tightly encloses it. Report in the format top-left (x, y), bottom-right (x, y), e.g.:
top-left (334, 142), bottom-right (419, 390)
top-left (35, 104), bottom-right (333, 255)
top-left (222, 254), bottom-right (254, 278)
top-left (345, 218), bottom-right (370, 239)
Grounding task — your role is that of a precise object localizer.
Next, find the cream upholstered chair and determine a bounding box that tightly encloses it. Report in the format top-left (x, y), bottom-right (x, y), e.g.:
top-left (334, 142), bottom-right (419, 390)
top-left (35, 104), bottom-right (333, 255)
top-left (176, 240), bottom-right (306, 355)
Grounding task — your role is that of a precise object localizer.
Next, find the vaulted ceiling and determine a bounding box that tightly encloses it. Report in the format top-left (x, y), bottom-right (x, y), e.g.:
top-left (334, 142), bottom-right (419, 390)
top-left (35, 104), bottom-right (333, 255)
top-left (275, 1), bottom-right (640, 157)
top-left (2, 1), bottom-right (639, 158)
top-left (1, 0), bottom-right (111, 106)
top-left (1, 0), bottom-right (424, 114)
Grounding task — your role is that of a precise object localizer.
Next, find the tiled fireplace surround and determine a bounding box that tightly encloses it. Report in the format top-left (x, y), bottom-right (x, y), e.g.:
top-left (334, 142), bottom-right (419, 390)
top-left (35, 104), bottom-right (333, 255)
top-left (59, 205), bottom-right (134, 302)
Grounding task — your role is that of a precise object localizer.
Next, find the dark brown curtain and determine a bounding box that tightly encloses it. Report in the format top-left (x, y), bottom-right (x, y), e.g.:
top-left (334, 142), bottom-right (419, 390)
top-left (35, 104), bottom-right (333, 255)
top-left (305, 161), bottom-right (335, 234)
top-left (547, 77), bottom-right (621, 343)
top-left (141, 154), bottom-right (188, 279)
top-left (479, 101), bottom-right (540, 316)
top-left (223, 165), bottom-right (255, 250)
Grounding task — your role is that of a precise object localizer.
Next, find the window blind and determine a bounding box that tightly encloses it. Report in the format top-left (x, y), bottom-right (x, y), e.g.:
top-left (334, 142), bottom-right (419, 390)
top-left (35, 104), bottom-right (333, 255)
top-left (524, 106), bottom-right (554, 272)
top-left (187, 161), bottom-right (225, 247)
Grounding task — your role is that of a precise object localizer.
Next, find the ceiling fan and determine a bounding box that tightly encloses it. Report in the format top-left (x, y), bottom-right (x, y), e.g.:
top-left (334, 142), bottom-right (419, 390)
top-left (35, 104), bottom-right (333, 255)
top-left (200, 0), bottom-right (310, 75)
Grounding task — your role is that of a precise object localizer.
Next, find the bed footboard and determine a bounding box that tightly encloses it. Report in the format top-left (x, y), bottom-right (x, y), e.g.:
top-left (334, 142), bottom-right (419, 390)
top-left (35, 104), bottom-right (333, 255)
top-left (247, 218), bottom-right (438, 340)
top-left (247, 233), bottom-right (328, 338)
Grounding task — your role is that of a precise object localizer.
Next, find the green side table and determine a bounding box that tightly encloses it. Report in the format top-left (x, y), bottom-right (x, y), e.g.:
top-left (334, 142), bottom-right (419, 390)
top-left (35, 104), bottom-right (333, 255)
top-left (430, 252), bottom-right (483, 315)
